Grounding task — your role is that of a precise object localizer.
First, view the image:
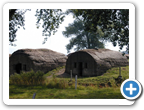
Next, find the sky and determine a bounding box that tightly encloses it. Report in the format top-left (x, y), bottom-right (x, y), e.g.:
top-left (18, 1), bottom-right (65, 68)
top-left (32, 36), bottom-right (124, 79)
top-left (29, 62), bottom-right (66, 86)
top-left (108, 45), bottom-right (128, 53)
top-left (9, 9), bottom-right (126, 55)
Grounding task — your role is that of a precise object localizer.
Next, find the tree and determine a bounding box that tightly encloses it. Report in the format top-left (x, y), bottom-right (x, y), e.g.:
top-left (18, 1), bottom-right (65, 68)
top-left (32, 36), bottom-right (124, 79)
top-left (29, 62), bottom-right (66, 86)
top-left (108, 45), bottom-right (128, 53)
top-left (9, 9), bottom-right (129, 52)
top-left (35, 9), bottom-right (65, 44)
top-left (62, 20), bottom-right (104, 53)
top-left (9, 9), bottom-right (27, 46)
top-left (9, 9), bottom-right (65, 45)
top-left (66, 9), bottom-right (129, 52)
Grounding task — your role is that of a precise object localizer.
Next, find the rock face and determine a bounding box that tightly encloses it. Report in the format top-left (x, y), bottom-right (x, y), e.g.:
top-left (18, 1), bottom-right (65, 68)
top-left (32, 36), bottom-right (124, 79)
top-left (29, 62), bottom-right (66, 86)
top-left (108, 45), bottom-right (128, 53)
top-left (9, 49), bottom-right (67, 75)
top-left (65, 49), bottom-right (129, 77)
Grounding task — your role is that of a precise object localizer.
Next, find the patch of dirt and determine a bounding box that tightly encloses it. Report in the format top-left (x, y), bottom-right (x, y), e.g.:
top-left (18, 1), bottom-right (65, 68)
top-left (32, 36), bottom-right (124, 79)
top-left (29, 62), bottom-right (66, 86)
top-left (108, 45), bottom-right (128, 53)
top-left (55, 68), bottom-right (65, 76)
top-left (56, 68), bottom-right (71, 78)
top-left (47, 68), bottom-right (71, 78)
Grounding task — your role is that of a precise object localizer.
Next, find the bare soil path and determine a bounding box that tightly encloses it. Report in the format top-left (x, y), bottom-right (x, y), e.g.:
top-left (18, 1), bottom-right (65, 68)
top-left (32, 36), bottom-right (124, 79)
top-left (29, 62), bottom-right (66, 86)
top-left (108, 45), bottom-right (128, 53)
top-left (47, 68), bottom-right (71, 78)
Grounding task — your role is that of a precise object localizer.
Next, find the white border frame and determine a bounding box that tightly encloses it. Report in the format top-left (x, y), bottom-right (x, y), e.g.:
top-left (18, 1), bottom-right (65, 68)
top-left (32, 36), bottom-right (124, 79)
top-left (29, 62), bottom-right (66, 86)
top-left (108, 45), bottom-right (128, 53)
top-left (3, 3), bottom-right (135, 105)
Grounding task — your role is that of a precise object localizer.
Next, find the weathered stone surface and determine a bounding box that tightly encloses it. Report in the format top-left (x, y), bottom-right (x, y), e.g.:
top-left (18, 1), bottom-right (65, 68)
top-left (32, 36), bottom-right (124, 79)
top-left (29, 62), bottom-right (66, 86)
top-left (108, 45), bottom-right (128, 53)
top-left (9, 49), bottom-right (67, 75)
top-left (65, 49), bottom-right (129, 77)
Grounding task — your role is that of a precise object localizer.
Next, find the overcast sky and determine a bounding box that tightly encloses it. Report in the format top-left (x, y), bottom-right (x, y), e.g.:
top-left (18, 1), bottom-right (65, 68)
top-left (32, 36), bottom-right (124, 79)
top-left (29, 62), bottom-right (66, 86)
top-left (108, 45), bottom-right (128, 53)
top-left (9, 9), bottom-right (126, 55)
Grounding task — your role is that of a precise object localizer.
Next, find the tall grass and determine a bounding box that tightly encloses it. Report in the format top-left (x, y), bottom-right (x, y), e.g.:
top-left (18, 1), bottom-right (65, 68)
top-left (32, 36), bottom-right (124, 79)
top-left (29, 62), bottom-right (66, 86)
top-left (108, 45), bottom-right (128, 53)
top-left (9, 69), bottom-right (69, 89)
top-left (9, 70), bottom-right (45, 86)
top-left (45, 74), bottom-right (69, 89)
top-left (9, 66), bottom-right (129, 89)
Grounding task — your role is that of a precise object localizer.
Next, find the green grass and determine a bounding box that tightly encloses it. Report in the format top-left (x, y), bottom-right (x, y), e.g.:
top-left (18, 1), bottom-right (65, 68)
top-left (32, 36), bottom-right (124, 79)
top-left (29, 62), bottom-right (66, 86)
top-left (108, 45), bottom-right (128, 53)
top-left (75, 66), bottom-right (129, 86)
top-left (9, 66), bottom-right (129, 99)
top-left (9, 70), bottom-right (45, 86)
top-left (9, 85), bottom-right (124, 99)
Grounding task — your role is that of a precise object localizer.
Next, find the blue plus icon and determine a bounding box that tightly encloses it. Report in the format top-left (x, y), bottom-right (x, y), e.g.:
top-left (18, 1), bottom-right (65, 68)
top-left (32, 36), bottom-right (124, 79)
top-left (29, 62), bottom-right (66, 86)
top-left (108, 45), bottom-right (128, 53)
top-left (124, 82), bottom-right (138, 97)
top-left (121, 79), bottom-right (142, 100)
top-left (126, 83), bottom-right (137, 95)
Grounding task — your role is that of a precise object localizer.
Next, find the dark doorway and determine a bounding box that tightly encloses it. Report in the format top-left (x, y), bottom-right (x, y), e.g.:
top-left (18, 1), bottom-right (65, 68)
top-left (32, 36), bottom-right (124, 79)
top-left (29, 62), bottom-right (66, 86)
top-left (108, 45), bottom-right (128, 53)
top-left (79, 62), bottom-right (82, 76)
top-left (15, 63), bottom-right (22, 74)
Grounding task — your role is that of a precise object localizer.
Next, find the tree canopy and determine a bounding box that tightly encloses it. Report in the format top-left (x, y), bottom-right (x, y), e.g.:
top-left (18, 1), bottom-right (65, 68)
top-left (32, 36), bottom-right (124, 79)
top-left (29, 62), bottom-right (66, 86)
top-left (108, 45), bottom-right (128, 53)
top-left (35, 9), bottom-right (65, 44)
top-left (67, 9), bottom-right (129, 52)
top-left (9, 9), bottom-right (65, 45)
top-left (9, 9), bottom-right (129, 52)
top-left (9, 9), bottom-right (27, 46)
top-left (62, 20), bottom-right (104, 53)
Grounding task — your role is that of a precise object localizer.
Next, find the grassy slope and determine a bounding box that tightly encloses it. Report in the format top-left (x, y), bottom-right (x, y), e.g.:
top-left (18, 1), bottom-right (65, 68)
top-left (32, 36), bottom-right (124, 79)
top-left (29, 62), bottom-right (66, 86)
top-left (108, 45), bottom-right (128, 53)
top-left (9, 66), bottom-right (129, 99)
top-left (76, 66), bottom-right (129, 85)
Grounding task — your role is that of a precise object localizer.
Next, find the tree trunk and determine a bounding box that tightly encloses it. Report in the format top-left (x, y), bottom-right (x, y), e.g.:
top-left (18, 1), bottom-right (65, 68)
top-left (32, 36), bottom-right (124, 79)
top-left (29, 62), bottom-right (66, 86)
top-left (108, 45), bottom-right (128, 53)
top-left (86, 33), bottom-right (90, 49)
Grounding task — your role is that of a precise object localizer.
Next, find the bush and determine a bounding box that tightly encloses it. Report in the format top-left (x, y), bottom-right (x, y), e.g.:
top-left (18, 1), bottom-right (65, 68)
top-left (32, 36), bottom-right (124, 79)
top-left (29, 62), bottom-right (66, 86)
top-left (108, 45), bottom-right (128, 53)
top-left (10, 70), bottom-right (45, 86)
top-left (45, 75), bottom-right (68, 89)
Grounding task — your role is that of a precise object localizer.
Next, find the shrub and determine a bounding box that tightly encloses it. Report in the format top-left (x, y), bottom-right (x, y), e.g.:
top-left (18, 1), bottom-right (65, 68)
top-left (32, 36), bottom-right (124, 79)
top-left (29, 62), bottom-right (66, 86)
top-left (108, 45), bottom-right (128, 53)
top-left (45, 76), bottom-right (68, 89)
top-left (9, 73), bottom-right (21, 85)
top-left (58, 79), bottom-right (68, 89)
top-left (9, 70), bottom-right (45, 86)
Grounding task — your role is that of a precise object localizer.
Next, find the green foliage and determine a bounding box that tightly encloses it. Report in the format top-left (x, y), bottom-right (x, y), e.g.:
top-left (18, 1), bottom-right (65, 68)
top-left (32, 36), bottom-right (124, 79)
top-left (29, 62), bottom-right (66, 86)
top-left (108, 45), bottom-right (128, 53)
top-left (9, 9), bottom-right (65, 45)
top-left (35, 9), bottom-right (65, 44)
top-left (9, 9), bottom-right (129, 52)
top-left (62, 20), bottom-right (105, 53)
top-left (9, 9), bottom-right (29, 46)
top-left (10, 70), bottom-right (45, 86)
top-left (67, 9), bottom-right (129, 52)
top-left (45, 78), bottom-right (68, 89)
